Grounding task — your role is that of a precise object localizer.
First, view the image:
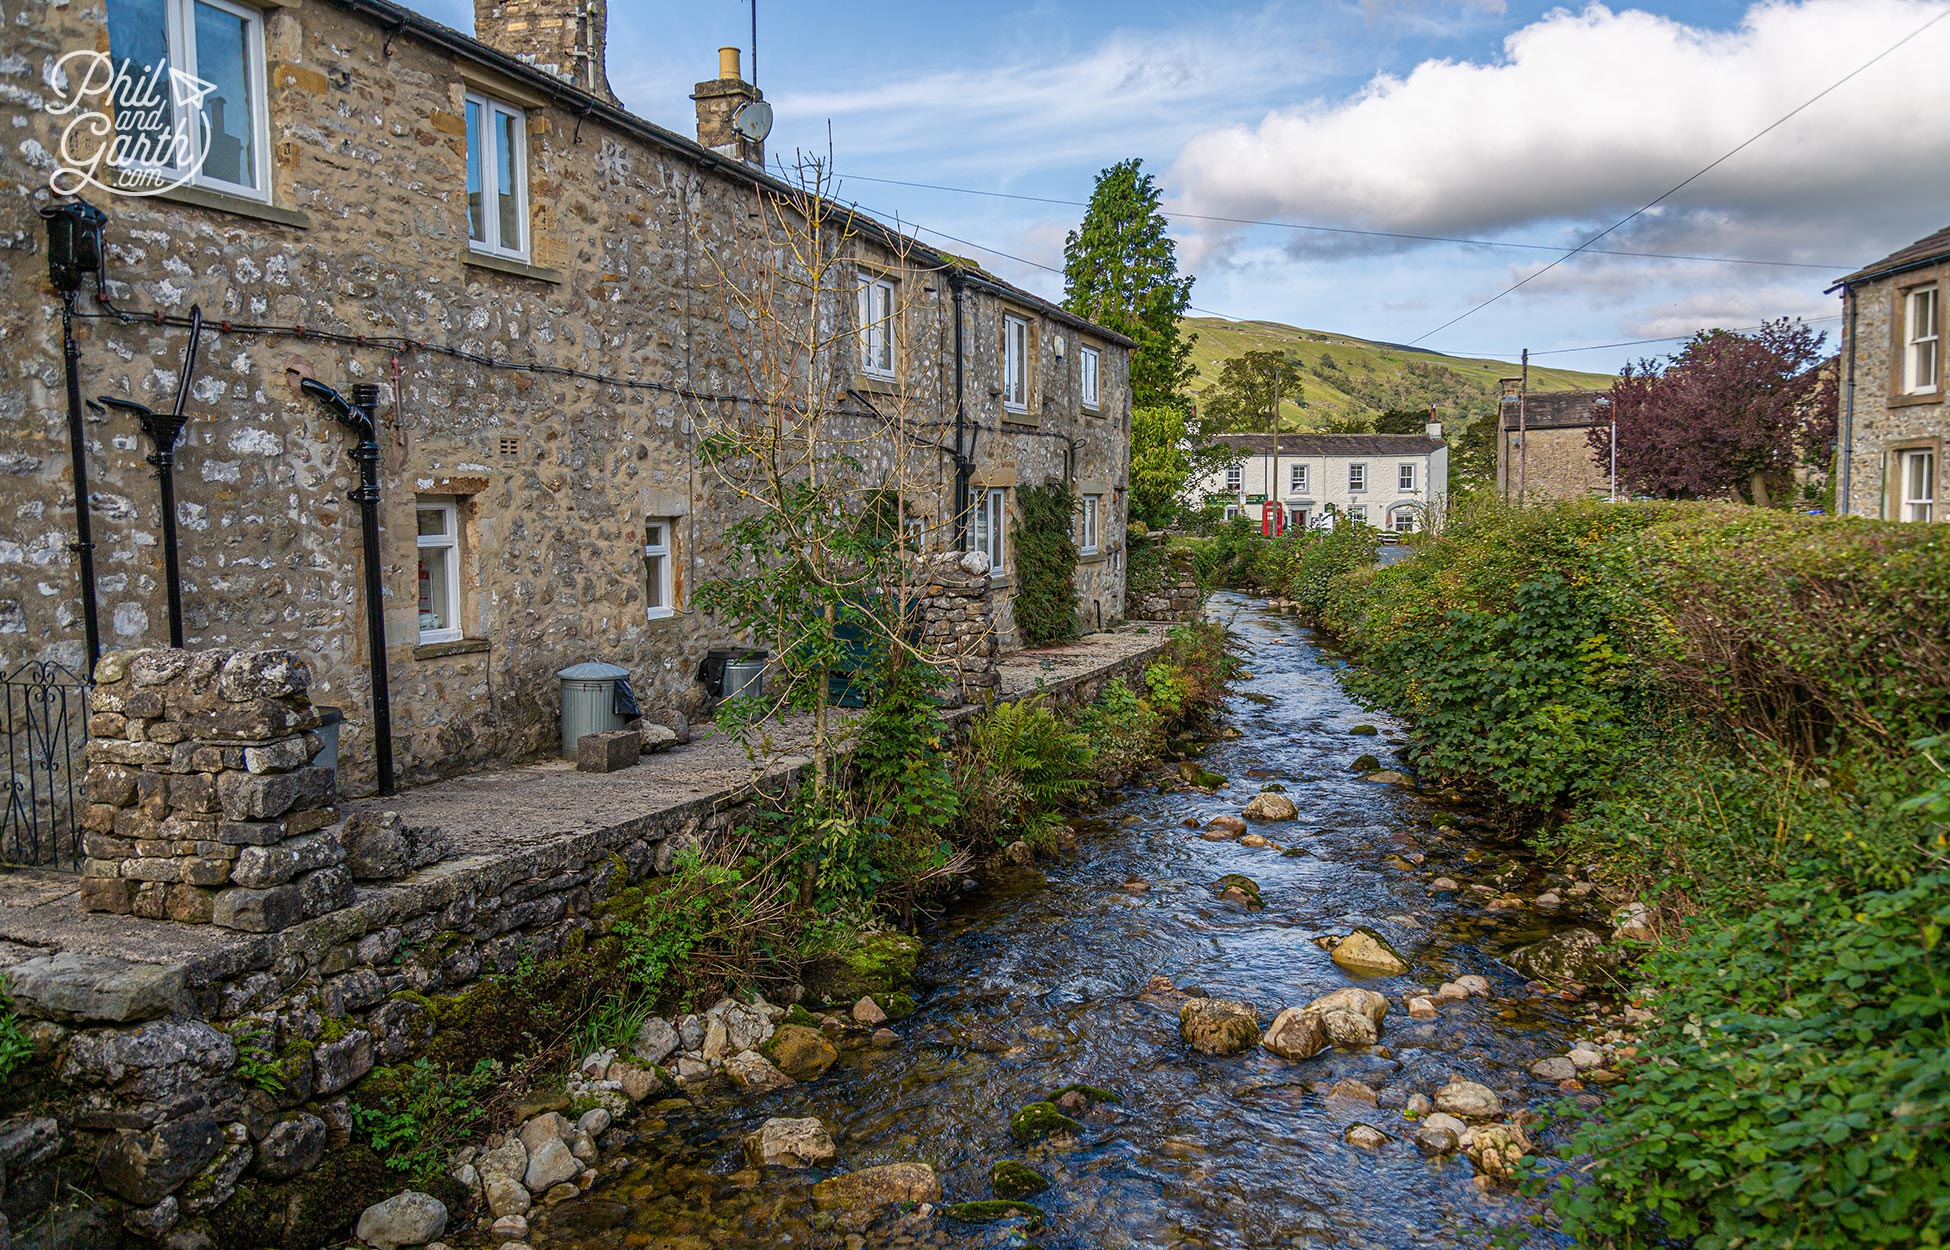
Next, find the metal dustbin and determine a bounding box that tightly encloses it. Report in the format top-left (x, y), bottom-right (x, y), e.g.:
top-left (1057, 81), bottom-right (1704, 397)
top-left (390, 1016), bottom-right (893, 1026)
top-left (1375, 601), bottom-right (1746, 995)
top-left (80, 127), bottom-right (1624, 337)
top-left (699, 648), bottom-right (767, 700)
top-left (313, 707), bottom-right (345, 776)
top-left (557, 661), bottom-right (639, 758)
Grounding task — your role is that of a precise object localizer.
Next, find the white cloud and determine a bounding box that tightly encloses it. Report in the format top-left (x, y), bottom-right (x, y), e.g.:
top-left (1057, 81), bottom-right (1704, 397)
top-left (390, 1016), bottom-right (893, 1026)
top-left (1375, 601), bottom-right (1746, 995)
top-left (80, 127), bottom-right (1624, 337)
top-left (1169, 0), bottom-right (1950, 267)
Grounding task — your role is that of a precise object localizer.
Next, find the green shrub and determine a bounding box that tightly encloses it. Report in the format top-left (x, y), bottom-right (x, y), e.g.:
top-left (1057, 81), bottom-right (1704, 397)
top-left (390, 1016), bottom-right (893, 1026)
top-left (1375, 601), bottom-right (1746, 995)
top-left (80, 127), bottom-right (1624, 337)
top-left (351, 1057), bottom-right (502, 1185)
top-left (957, 695), bottom-right (1092, 849)
top-left (0, 975), bottom-right (32, 1080)
top-left (1013, 483), bottom-right (1081, 645)
top-left (1077, 676), bottom-right (1164, 788)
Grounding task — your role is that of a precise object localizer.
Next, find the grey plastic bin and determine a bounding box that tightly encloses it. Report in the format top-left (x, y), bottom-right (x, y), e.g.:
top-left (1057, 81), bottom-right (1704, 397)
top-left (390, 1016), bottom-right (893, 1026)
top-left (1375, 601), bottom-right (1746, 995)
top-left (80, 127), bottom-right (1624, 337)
top-left (558, 661), bottom-right (634, 758)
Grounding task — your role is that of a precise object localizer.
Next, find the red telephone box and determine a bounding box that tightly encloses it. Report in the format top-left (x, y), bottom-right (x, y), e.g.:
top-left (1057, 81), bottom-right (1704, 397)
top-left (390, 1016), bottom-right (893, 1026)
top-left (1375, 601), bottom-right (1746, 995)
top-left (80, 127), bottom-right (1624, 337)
top-left (1260, 501), bottom-right (1285, 536)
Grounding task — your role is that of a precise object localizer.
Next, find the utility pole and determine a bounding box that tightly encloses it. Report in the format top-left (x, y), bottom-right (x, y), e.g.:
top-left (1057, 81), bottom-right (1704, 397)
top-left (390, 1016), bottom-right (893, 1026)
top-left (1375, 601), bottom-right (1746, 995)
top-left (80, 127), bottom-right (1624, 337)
top-left (1271, 370), bottom-right (1281, 534)
top-left (1610, 413), bottom-right (1618, 503)
top-left (1518, 347), bottom-right (1529, 501)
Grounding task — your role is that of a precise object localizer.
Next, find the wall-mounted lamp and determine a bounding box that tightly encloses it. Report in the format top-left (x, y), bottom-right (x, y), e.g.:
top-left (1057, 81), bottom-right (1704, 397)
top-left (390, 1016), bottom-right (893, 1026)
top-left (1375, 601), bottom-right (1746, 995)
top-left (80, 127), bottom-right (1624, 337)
top-left (39, 198), bottom-right (108, 296)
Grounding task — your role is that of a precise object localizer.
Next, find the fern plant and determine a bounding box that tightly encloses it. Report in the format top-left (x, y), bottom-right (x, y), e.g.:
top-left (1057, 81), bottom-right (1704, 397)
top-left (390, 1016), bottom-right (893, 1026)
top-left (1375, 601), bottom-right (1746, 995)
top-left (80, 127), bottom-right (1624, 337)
top-left (960, 695), bottom-right (1092, 849)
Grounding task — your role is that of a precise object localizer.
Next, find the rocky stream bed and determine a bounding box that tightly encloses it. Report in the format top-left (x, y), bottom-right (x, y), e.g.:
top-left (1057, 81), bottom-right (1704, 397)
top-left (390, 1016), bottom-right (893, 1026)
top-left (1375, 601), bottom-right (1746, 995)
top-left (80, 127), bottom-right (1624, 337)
top-left (418, 594), bottom-right (1643, 1250)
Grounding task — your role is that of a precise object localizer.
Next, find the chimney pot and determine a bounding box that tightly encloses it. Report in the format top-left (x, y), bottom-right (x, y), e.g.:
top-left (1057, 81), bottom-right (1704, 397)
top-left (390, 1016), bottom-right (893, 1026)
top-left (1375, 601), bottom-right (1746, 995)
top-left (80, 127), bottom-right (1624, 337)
top-left (718, 46), bottom-right (742, 81)
top-left (693, 45), bottom-right (765, 167)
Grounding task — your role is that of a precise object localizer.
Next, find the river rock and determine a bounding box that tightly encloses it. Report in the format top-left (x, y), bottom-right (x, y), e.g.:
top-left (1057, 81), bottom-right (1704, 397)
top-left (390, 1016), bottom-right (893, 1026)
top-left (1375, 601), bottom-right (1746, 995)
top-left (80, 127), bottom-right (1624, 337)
top-left (1429, 877), bottom-right (1460, 894)
top-left (724, 1050), bottom-right (795, 1093)
top-left (761, 1023), bottom-right (839, 1080)
top-left (1345, 1123), bottom-right (1388, 1149)
top-left (1368, 770), bottom-right (1412, 785)
top-left (518, 1114), bottom-right (569, 1154)
top-left (478, 1138), bottom-right (526, 1184)
top-left (1568, 1047), bottom-right (1604, 1071)
top-left (1406, 996), bottom-right (1437, 1020)
top-left (1455, 974), bottom-right (1491, 997)
top-left (716, 998), bottom-right (774, 1052)
top-left (1179, 998), bottom-right (1260, 1055)
top-left (1506, 928), bottom-right (1616, 985)
top-left (1328, 1078), bottom-right (1379, 1105)
top-left (633, 1017), bottom-right (679, 1065)
top-left (1612, 902), bottom-right (1657, 943)
top-left (576, 1108), bottom-right (612, 1138)
top-left (1242, 793), bottom-right (1299, 822)
top-left (1307, 987), bottom-right (1388, 1026)
top-left (1261, 1007), bottom-right (1328, 1060)
top-left (811, 1162), bottom-right (941, 1211)
top-left (991, 1159), bottom-right (1051, 1199)
top-left (1529, 1056), bottom-right (1577, 1082)
top-left (1415, 1124), bottom-right (1460, 1156)
top-left (483, 1172), bottom-right (530, 1218)
top-left (1405, 1093), bottom-right (1433, 1116)
top-left (355, 1191), bottom-right (447, 1250)
top-left (491, 1215), bottom-right (529, 1240)
top-left (1328, 929), bottom-right (1410, 977)
top-left (744, 1117), bottom-right (837, 1168)
top-left (1434, 1081), bottom-right (1502, 1120)
top-left (853, 997), bottom-right (889, 1027)
top-left (1205, 815), bottom-right (1247, 837)
top-left (1423, 1112), bottom-right (1467, 1137)
top-left (523, 1139), bottom-right (578, 1192)
top-left (1466, 1124), bottom-right (1527, 1180)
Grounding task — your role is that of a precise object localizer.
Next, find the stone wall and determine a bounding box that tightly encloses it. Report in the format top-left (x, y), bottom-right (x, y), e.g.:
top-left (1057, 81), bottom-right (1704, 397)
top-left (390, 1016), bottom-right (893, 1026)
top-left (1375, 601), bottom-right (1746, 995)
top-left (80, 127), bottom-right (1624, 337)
top-left (1498, 423), bottom-right (1610, 502)
top-left (1125, 538), bottom-right (1203, 623)
top-left (0, 0), bottom-right (1130, 796)
top-left (77, 649), bottom-right (347, 931)
top-left (1840, 270), bottom-right (1949, 520)
top-left (915, 552), bottom-right (999, 704)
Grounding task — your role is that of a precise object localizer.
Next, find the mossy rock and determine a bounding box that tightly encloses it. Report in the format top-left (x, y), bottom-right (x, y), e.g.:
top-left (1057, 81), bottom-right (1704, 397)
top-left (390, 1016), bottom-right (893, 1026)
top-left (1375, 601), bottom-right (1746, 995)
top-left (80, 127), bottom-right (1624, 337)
top-left (781, 1003), bottom-right (821, 1027)
top-left (991, 1159), bottom-right (1052, 1199)
top-left (1009, 1101), bottom-right (1083, 1144)
top-left (944, 1200), bottom-right (1045, 1230)
top-left (1043, 1083), bottom-right (1120, 1107)
top-left (1176, 760), bottom-right (1227, 790)
top-left (1350, 725), bottom-right (1379, 736)
top-left (801, 929), bottom-right (922, 1007)
top-left (208, 1145), bottom-right (398, 1250)
top-left (1260, 782), bottom-right (1288, 793)
top-left (1351, 754), bottom-right (1382, 773)
top-left (1215, 873), bottom-right (1261, 901)
top-left (880, 991), bottom-right (917, 1020)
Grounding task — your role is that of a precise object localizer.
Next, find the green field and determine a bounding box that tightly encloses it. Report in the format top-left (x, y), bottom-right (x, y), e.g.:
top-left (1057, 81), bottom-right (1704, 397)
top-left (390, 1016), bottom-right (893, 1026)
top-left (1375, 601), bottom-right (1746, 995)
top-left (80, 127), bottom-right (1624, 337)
top-left (1182, 316), bottom-right (1613, 430)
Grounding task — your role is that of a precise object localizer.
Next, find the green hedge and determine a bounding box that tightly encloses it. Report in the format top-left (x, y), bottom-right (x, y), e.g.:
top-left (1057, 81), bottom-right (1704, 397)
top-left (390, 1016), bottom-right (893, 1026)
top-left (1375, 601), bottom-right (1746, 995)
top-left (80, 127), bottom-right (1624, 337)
top-left (1014, 483), bottom-right (1081, 646)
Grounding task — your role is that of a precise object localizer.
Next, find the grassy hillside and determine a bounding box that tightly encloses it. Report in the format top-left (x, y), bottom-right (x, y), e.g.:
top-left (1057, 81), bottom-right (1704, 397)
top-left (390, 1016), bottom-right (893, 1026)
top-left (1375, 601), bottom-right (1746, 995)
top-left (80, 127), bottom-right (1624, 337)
top-left (1182, 316), bottom-right (1612, 430)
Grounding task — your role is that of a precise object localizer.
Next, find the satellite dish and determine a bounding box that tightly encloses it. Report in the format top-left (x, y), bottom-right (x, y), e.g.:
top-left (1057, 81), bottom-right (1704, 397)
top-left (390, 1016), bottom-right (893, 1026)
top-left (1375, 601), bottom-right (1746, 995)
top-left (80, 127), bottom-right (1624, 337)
top-left (731, 99), bottom-right (774, 142)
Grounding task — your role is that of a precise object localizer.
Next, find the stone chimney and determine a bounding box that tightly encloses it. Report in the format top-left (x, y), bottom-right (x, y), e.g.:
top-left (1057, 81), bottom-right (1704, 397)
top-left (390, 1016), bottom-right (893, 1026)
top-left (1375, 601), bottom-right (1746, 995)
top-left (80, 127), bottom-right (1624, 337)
top-left (1426, 420), bottom-right (1444, 439)
top-left (475, 0), bottom-right (617, 104)
top-left (692, 46), bottom-right (765, 167)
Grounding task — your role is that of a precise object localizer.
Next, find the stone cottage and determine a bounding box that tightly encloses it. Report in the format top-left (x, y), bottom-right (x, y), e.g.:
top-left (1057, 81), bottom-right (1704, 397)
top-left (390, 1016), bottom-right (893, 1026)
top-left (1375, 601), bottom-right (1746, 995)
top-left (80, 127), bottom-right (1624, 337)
top-left (1495, 385), bottom-right (1612, 502)
top-left (0, 0), bottom-right (1133, 803)
top-left (1831, 226), bottom-right (1947, 522)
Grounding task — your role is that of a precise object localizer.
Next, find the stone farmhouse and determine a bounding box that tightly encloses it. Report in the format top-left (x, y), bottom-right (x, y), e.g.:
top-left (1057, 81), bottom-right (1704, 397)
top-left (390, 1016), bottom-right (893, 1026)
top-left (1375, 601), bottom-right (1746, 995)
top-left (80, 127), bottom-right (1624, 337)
top-left (0, 0), bottom-right (1134, 800)
top-left (1831, 225), bottom-right (1947, 523)
top-left (1495, 385), bottom-right (1612, 502)
top-left (1196, 428), bottom-right (1449, 533)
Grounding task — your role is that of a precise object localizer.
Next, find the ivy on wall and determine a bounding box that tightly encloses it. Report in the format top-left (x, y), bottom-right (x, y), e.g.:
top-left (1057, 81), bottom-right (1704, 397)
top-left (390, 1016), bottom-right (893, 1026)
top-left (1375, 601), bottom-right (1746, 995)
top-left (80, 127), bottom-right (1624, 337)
top-left (1013, 483), bottom-right (1082, 646)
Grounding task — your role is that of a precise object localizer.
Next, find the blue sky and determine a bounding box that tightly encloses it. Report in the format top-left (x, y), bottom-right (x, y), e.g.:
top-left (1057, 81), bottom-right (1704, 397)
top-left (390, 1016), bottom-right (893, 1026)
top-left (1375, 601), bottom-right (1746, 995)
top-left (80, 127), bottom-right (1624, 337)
top-left (408, 0), bottom-right (1950, 375)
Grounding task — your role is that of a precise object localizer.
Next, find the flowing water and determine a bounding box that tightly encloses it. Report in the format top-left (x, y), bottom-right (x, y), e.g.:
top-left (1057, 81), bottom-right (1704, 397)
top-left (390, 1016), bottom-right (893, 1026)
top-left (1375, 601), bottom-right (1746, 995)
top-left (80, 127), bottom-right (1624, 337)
top-left (540, 594), bottom-right (1591, 1250)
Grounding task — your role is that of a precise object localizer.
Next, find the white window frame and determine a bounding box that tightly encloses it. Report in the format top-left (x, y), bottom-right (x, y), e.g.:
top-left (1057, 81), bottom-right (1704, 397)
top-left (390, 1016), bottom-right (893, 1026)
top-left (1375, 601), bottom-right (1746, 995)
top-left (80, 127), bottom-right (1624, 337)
top-left (1898, 449), bottom-right (1936, 522)
top-left (109, 0), bottom-right (272, 203)
top-left (858, 273), bottom-right (897, 381)
top-left (1349, 463), bottom-right (1368, 492)
top-left (1002, 314), bottom-right (1030, 413)
top-left (1225, 464), bottom-right (1243, 492)
top-left (1399, 463), bottom-right (1417, 491)
top-left (643, 517), bottom-right (675, 619)
top-left (1392, 506), bottom-right (1418, 534)
top-left (1348, 504), bottom-right (1369, 524)
top-left (465, 90), bottom-right (530, 261)
top-left (1080, 494), bottom-right (1100, 555)
top-left (903, 515), bottom-right (927, 550)
top-left (1079, 345), bottom-right (1101, 412)
top-left (1289, 463), bottom-right (1308, 494)
top-left (973, 487), bottom-right (1007, 576)
top-left (415, 500), bottom-right (463, 645)
top-left (1905, 286), bottom-right (1939, 394)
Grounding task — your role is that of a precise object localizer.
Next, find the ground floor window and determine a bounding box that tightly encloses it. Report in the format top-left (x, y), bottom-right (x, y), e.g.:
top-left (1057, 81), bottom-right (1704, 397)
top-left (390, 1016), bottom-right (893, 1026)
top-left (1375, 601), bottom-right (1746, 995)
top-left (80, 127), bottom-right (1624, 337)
top-left (1391, 507), bottom-right (1418, 533)
top-left (974, 488), bottom-right (1007, 574)
top-left (1899, 448), bottom-right (1936, 522)
top-left (644, 517), bottom-right (676, 618)
top-left (1080, 494), bottom-right (1100, 554)
top-left (1347, 504), bottom-right (1369, 525)
top-left (1290, 507), bottom-right (1310, 529)
top-left (416, 499), bottom-right (462, 643)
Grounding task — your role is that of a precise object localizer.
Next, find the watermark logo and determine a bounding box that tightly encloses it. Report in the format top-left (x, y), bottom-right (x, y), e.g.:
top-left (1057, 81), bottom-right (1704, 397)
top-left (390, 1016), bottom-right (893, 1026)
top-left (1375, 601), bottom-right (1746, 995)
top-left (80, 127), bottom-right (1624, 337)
top-left (46, 49), bottom-right (216, 198)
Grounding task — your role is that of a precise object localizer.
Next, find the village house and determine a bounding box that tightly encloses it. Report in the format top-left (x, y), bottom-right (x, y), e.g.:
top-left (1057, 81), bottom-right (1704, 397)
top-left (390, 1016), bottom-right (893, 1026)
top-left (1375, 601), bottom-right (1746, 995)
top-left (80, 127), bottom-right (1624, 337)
top-left (1495, 384), bottom-right (1613, 502)
top-left (0, 0), bottom-right (1133, 817)
top-left (1196, 427), bottom-right (1449, 533)
top-left (1831, 226), bottom-right (1947, 523)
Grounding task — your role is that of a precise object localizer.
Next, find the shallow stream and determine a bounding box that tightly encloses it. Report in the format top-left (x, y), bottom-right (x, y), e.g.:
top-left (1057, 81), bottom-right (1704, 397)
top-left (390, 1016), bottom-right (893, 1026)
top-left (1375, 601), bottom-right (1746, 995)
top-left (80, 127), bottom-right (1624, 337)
top-left (539, 593), bottom-right (1590, 1249)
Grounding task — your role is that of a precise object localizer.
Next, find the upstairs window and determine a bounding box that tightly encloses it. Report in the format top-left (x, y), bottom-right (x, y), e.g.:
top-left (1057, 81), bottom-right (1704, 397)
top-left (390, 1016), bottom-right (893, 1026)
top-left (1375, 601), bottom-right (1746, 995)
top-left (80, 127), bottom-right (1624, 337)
top-left (1080, 345), bottom-right (1101, 411)
top-left (1899, 449), bottom-right (1936, 522)
top-left (1905, 286), bottom-right (1939, 394)
top-left (858, 274), bottom-right (896, 380)
top-left (106, 0), bottom-right (270, 201)
top-left (1079, 494), bottom-right (1101, 555)
top-left (465, 91), bottom-right (529, 259)
top-left (1399, 463), bottom-right (1417, 490)
top-left (416, 501), bottom-right (462, 644)
top-left (1289, 463), bottom-right (1308, 494)
top-left (1225, 464), bottom-right (1243, 492)
top-left (1349, 463), bottom-right (1368, 491)
top-left (1002, 314), bottom-right (1030, 413)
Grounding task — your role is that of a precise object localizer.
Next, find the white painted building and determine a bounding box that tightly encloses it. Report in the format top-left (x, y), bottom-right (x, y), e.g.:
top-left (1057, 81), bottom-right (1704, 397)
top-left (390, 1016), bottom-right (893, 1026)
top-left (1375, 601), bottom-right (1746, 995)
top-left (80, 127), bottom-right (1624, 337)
top-left (1197, 427), bottom-right (1449, 532)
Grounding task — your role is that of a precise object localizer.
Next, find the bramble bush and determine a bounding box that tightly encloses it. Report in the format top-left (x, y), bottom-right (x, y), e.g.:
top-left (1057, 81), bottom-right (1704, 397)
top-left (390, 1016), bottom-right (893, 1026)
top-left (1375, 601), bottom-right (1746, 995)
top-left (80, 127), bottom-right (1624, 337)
top-left (1309, 499), bottom-right (1950, 1249)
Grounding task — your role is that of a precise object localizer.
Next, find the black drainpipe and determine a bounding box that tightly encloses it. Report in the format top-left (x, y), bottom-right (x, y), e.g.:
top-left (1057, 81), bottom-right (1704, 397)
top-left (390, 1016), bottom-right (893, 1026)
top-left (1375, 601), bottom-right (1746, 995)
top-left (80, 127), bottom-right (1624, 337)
top-left (301, 378), bottom-right (396, 796)
top-left (949, 270), bottom-right (971, 551)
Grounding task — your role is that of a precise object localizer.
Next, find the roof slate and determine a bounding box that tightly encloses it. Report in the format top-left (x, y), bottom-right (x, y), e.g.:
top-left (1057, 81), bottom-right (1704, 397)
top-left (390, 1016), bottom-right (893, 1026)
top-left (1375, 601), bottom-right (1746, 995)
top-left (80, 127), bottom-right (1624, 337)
top-left (1213, 432), bottom-right (1444, 457)
top-left (1835, 225), bottom-right (1950, 289)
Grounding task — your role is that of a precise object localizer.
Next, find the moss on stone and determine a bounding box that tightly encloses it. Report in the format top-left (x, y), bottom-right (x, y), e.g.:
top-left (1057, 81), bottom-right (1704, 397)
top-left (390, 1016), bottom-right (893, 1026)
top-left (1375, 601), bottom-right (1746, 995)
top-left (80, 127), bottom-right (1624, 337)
top-left (943, 1200), bottom-right (1045, 1229)
top-left (1350, 724), bottom-right (1379, 735)
top-left (1043, 1082), bottom-right (1120, 1107)
top-left (208, 1144), bottom-right (396, 1250)
top-left (312, 1013), bottom-right (350, 1044)
top-left (1009, 1101), bottom-right (1082, 1144)
top-left (990, 1159), bottom-right (1052, 1199)
top-left (880, 991), bottom-right (917, 1020)
top-left (800, 928), bottom-right (922, 1007)
top-left (1352, 754), bottom-right (1382, 773)
top-left (781, 1004), bottom-right (821, 1027)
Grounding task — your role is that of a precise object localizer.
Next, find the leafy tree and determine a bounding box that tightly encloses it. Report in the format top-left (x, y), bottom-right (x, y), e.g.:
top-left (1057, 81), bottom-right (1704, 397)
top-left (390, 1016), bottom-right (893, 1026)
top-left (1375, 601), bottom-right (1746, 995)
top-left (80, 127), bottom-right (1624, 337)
top-left (1129, 405), bottom-right (1239, 528)
top-left (1202, 350), bottom-right (1304, 432)
top-left (1373, 407), bottom-right (1432, 435)
top-left (1315, 414), bottom-right (1374, 434)
top-left (1448, 412), bottom-right (1498, 492)
top-left (1598, 318), bottom-right (1837, 507)
top-left (1062, 159), bottom-right (1197, 412)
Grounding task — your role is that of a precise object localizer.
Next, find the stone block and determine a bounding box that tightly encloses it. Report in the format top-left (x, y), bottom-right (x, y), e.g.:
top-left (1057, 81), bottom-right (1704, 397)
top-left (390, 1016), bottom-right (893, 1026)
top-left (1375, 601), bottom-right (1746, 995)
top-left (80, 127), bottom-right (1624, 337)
top-left (298, 865), bottom-right (354, 918)
top-left (122, 857), bottom-right (185, 883)
top-left (231, 831), bottom-right (344, 889)
top-left (180, 856), bottom-right (232, 887)
top-left (83, 832), bottom-right (137, 860)
top-left (95, 1115), bottom-right (220, 1206)
top-left (243, 734), bottom-right (314, 775)
top-left (212, 819), bottom-right (293, 847)
top-left (82, 802), bottom-right (122, 834)
top-left (169, 772), bottom-right (218, 815)
top-left (79, 876), bottom-right (137, 914)
top-left (165, 884), bottom-right (219, 923)
top-left (132, 882), bottom-right (169, 919)
top-left (184, 699), bottom-right (316, 742)
top-left (84, 764), bottom-right (141, 807)
top-left (217, 767), bottom-right (334, 821)
top-left (212, 884), bottom-right (306, 933)
top-left (4, 952), bottom-right (186, 1023)
top-left (576, 729), bottom-right (641, 773)
top-left (217, 650), bottom-right (310, 702)
top-left (313, 1030), bottom-right (373, 1094)
top-left (87, 739), bottom-right (171, 767)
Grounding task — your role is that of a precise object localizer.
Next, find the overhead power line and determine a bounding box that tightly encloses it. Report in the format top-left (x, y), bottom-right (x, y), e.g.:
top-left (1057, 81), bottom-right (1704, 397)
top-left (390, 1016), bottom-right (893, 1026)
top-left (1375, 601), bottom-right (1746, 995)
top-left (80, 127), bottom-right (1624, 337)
top-left (839, 172), bottom-right (1841, 271)
top-left (1408, 6), bottom-right (1950, 346)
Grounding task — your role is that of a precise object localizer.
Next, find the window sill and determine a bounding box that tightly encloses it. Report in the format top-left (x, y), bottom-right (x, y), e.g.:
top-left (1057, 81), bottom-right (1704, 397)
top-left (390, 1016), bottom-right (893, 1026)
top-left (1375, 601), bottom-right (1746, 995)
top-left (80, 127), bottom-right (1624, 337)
top-left (1001, 409), bottom-right (1039, 426)
top-left (856, 375), bottom-right (902, 396)
top-left (1890, 390), bottom-right (1945, 409)
top-left (646, 607), bottom-right (677, 621)
top-left (988, 574), bottom-right (1014, 590)
top-left (413, 637), bottom-right (491, 661)
top-left (1078, 550), bottom-right (1108, 565)
top-left (463, 250), bottom-right (564, 284)
top-left (155, 184), bottom-right (310, 230)
top-left (1082, 404), bottom-right (1103, 417)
